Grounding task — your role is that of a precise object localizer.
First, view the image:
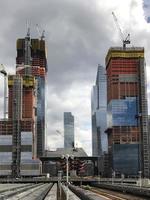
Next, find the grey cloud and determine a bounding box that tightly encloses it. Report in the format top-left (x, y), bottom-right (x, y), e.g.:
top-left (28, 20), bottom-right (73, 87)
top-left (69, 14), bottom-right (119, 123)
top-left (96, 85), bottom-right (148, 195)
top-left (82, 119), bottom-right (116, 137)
top-left (0, 0), bottom-right (112, 86)
top-left (0, 0), bottom-right (149, 154)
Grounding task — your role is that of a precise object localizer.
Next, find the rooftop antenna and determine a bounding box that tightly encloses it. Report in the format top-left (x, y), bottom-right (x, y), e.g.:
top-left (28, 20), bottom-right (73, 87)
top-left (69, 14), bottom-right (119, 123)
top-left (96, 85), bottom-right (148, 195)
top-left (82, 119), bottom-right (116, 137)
top-left (26, 20), bottom-right (30, 38)
top-left (36, 24), bottom-right (41, 39)
top-left (36, 24), bottom-right (45, 40)
top-left (41, 30), bottom-right (45, 40)
top-left (25, 20), bottom-right (31, 67)
top-left (112, 11), bottom-right (130, 48)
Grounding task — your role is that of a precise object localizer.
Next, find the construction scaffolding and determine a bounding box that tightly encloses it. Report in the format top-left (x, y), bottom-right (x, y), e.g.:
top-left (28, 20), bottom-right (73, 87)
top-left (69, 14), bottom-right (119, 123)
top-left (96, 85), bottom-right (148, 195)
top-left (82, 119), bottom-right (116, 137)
top-left (11, 75), bottom-right (22, 177)
top-left (138, 58), bottom-right (149, 177)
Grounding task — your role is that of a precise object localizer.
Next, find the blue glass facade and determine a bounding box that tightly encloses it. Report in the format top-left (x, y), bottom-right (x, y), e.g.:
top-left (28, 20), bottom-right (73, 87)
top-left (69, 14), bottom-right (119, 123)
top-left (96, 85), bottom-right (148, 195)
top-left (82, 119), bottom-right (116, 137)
top-left (64, 112), bottom-right (74, 148)
top-left (21, 132), bottom-right (32, 161)
top-left (91, 65), bottom-right (107, 156)
top-left (108, 97), bottom-right (138, 127)
top-left (0, 135), bottom-right (12, 145)
top-left (113, 144), bottom-right (139, 175)
top-left (0, 135), bottom-right (12, 175)
top-left (36, 76), bottom-right (45, 157)
top-left (0, 152), bottom-right (12, 162)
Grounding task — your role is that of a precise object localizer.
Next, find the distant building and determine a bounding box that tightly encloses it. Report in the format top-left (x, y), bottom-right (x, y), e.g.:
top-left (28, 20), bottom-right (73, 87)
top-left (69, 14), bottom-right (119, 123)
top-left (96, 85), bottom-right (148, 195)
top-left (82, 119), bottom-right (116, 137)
top-left (64, 112), bottom-right (74, 148)
top-left (105, 47), bottom-right (149, 177)
top-left (91, 65), bottom-right (107, 156)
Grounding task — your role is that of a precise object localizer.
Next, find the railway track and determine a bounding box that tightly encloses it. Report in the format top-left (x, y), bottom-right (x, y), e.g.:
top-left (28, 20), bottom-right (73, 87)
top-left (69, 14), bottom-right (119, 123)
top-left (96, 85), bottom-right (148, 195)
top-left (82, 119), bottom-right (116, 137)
top-left (69, 184), bottom-right (149, 200)
top-left (0, 183), bottom-right (53, 200)
top-left (0, 183), bottom-right (32, 194)
top-left (0, 183), bottom-right (148, 200)
top-left (0, 183), bottom-right (80, 200)
top-left (82, 186), bottom-right (149, 200)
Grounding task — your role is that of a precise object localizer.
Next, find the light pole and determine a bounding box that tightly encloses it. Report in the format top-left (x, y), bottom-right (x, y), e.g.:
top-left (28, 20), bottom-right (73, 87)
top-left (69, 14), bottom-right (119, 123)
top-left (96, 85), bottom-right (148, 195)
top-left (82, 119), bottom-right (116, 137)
top-left (61, 154), bottom-right (74, 184)
top-left (112, 170), bottom-right (115, 184)
top-left (121, 173), bottom-right (124, 185)
top-left (61, 154), bottom-right (74, 200)
top-left (61, 154), bottom-right (69, 184)
top-left (139, 171), bottom-right (142, 188)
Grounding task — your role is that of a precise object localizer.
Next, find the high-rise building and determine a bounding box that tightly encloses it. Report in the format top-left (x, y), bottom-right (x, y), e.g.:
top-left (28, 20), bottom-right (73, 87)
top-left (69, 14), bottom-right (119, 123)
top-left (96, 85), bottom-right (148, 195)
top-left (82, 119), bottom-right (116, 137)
top-left (64, 112), bottom-right (74, 148)
top-left (16, 31), bottom-right (47, 157)
top-left (0, 74), bottom-right (42, 177)
top-left (105, 47), bottom-right (149, 177)
top-left (91, 65), bottom-right (107, 156)
top-left (8, 75), bottom-right (37, 176)
top-left (0, 30), bottom-right (46, 177)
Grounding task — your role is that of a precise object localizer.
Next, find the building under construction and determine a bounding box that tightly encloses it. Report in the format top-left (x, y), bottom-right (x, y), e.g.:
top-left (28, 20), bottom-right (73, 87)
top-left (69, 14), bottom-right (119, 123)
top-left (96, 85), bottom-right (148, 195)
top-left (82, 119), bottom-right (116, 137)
top-left (16, 33), bottom-right (47, 158)
top-left (0, 29), bottom-right (47, 177)
top-left (105, 47), bottom-right (150, 177)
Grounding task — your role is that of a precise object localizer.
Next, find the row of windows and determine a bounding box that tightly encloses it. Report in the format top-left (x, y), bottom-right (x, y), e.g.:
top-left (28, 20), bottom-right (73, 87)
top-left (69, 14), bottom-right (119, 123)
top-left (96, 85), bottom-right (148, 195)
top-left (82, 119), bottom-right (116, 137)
top-left (0, 145), bottom-right (32, 152)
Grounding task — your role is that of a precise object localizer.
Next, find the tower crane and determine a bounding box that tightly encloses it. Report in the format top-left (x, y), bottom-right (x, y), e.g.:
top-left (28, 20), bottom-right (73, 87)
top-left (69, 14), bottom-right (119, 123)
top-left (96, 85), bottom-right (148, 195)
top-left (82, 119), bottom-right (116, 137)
top-left (112, 12), bottom-right (130, 48)
top-left (0, 64), bottom-right (7, 119)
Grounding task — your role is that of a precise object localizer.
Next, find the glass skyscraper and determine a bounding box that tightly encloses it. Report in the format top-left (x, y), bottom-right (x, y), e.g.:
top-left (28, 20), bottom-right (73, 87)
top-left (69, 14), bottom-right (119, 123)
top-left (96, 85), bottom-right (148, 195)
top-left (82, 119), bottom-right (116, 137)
top-left (91, 65), bottom-right (107, 156)
top-left (64, 112), bottom-right (74, 148)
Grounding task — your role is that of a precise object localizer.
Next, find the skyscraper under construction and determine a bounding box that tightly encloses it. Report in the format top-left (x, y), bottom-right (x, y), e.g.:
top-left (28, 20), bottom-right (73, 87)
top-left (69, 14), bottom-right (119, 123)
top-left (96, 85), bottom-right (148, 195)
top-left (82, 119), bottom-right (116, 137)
top-left (0, 29), bottom-right (47, 177)
top-left (105, 47), bottom-right (149, 177)
top-left (16, 30), bottom-right (47, 158)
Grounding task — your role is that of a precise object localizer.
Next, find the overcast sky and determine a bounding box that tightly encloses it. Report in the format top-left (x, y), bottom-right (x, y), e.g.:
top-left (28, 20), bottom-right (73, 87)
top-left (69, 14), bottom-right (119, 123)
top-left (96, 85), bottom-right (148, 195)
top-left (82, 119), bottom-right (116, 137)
top-left (0, 0), bottom-right (150, 155)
